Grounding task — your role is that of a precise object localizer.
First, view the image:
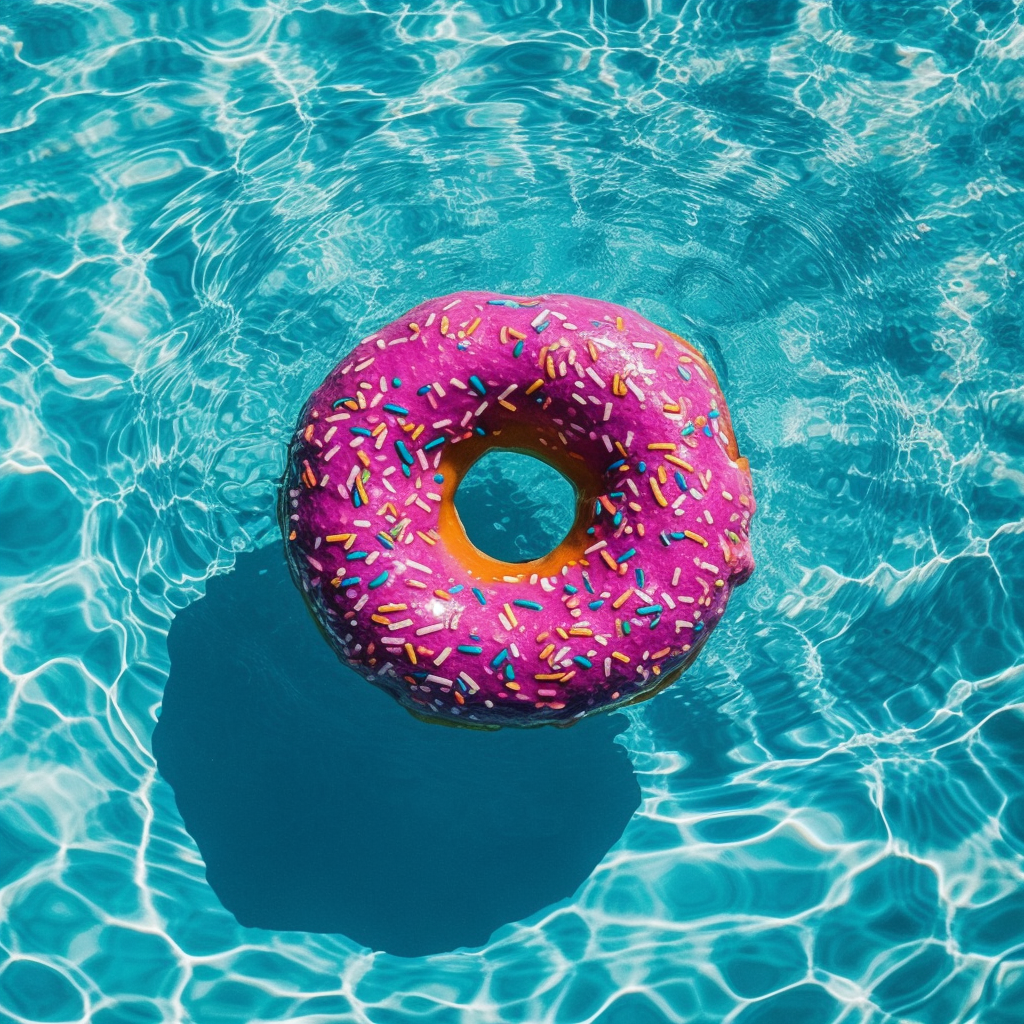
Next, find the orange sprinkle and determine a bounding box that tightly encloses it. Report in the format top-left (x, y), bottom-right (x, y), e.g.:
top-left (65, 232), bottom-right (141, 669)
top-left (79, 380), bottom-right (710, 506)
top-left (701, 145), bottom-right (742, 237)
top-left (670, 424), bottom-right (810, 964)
top-left (534, 673), bottom-right (563, 681)
top-left (539, 643), bottom-right (555, 660)
top-left (568, 627), bottom-right (593, 637)
top-left (304, 424), bottom-right (315, 441)
top-left (355, 476), bottom-right (368, 504)
top-left (526, 379), bottom-right (544, 395)
top-left (612, 589), bottom-right (633, 609)
top-left (649, 477), bottom-right (668, 507)
top-left (508, 328), bottom-right (527, 340)
top-left (587, 340), bottom-right (599, 362)
top-left (434, 589), bottom-right (452, 601)
top-left (545, 356), bottom-right (556, 379)
top-left (611, 651), bottom-right (630, 663)
top-left (647, 443), bottom-right (676, 451)
top-left (454, 690), bottom-right (465, 704)
top-left (440, 315), bottom-right (449, 334)
top-left (600, 550), bottom-right (619, 571)
top-left (325, 533), bottom-right (349, 543)
top-left (416, 531), bottom-right (436, 545)
top-left (684, 530), bottom-right (709, 547)
top-left (665, 454), bottom-right (695, 472)
top-left (378, 604), bottom-right (407, 613)
top-left (403, 643), bottom-right (418, 665)
top-left (652, 648), bottom-right (671, 659)
top-left (357, 450), bottom-right (370, 468)
top-left (615, 316), bottom-right (624, 330)
top-left (465, 316), bottom-right (481, 336)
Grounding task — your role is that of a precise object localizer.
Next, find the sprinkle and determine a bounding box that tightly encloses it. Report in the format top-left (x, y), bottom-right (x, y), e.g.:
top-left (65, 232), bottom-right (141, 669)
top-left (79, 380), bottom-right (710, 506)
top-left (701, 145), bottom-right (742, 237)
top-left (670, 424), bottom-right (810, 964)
top-left (531, 309), bottom-right (551, 329)
top-left (677, 365), bottom-right (691, 381)
top-left (647, 443), bottom-right (676, 451)
top-left (395, 440), bottom-right (414, 465)
top-left (573, 656), bottom-right (593, 669)
top-left (616, 548), bottom-right (636, 564)
top-left (503, 603), bottom-right (519, 628)
top-left (683, 530), bottom-right (709, 547)
top-left (465, 317), bottom-right (481, 337)
top-left (457, 645), bottom-right (483, 655)
top-left (649, 477), bottom-right (668, 507)
top-left (403, 643), bottom-right (418, 665)
top-left (611, 651), bottom-right (630, 663)
top-left (472, 588), bottom-right (487, 605)
top-left (615, 316), bottom-right (624, 330)
top-left (513, 600), bottom-right (543, 611)
top-left (612, 589), bottom-right (633, 609)
top-left (434, 647), bottom-right (452, 666)
top-left (526, 379), bottom-right (544, 395)
top-left (416, 623), bottom-right (444, 636)
top-left (423, 436), bottom-right (446, 451)
top-left (384, 403), bottom-right (409, 416)
top-left (512, 340), bottom-right (524, 358)
top-left (368, 571), bottom-right (389, 589)
top-left (469, 374), bottom-right (487, 395)
top-left (340, 576), bottom-right (360, 587)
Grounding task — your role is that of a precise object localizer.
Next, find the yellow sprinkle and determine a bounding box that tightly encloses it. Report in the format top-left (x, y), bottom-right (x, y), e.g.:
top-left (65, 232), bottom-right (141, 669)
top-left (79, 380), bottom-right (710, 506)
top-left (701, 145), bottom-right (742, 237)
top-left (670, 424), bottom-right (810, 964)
top-left (545, 355), bottom-right (556, 379)
top-left (536, 631), bottom-right (550, 642)
top-left (371, 422), bottom-right (387, 436)
top-left (409, 322), bottom-right (419, 333)
top-left (616, 316), bottom-right (624, 330)
top-left (406, 579), bottom-right (427, 589)
top-left (506, 681), bottom-right (521, 691)
top-left (657, 465), bottom-right (667, 484)
top-left (498, 399), bottom-right (517, 412)
top-left (355, 476), bottom-right (368, 504)
top-left (649, 477), bottom-right (668, 508)
top-left (526, 379), bottom-right (544, 395)
top-left (611, 651), bottom-right (630, 663)
top-left (539, 643), bottom-right (555, 660)
top-left (647, 443), bottom-right (676, 451)
top-left (663, 402), bottom-right (681, 414)
top-left (508, 328), bottom-right (526, 340)
top-left (503, 603), bottom-right (519, 629)
top-left (325, 534), bottom-right (350, 543)
top-left (568, 627), bottom-right (593, 637)
top-left (465, 316), bottom-right (481, 336)
top-left (533, 674), bottom-right (562, 681)
top-left (440, 315), bottom-right (449, 334)
top-left (371, 614), bottom-right (390, 625)
top-left (378, 604), bottom-right (407, 613)
top-left (665, 454), bottom-right (695, 472)
top-left (555, 627), bottom-right (569, 640)
top-left (587, 340), bottom-right (599, 362)
top-left (684, 530), bottom-right (709, 547)
top-left (403, 643), bottom-right (418, 665)
top-left (611, 589), bottom-right (633, 609)
top-left (654, 340), bottom-right (663, 358)
top-left (416, 531), bottom-right (436, 545)
top-left (411, 424), bottom-right (424, 440)
top-left (434, 589), bottom-right (452, 601)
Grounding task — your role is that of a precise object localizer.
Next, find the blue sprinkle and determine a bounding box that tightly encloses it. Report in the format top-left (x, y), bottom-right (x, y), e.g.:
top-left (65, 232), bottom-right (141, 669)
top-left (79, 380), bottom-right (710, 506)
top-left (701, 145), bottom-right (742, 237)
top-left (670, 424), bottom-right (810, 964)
top-left (709, 409), bottom-right (719, 418)
top-left (610, 491), bottom-right (625, 499)
top-left (417, 385), bottom-right (432, 395)
top-left (351, 486), bottom-right (363, 507)
top-left (350, 427), bottom-right (372, 437)
top-left (613, 511), bottom-right (623, 527)
top-left (635, 568), bottom-right (645, 588)
top-left (513, 340), bottom-right (524, 358)
top-left (340, 576), bottom-right (360, 587)
top-left (587, 526), bottom-right (596, 535)
top-left (564, 584), bottom-right (578, 594)
top-left (424, 436), bottom-right (446, 451)
top-left (346, 551), bottom-right (369, 560)
top-left (513, 600), bottom-right (543, 611)
top-left (368, 571), bottom-right (389, 589)
top-left (637, 604), bottom-right (662, 616)
top-left (392, 377), bottom-right (402, 388)
top-left (457, 645), bottom-right (483, 655)
top-left (694, 621), bottom-right (705, 632)
top-left (395, 439), bottom-right (414, 465)
top-left (474, 426), bottom-right (486, 435)
top-left (491, 648), bottom-right (508, 668)
top-left (376, 532), bottom-right (394, 550)
top-left (616, 547), bottom-right (636, 564)
top-left (535, 320), bottom-right (550, 333)
top-left (469, 633), bottom-right (481, 641)
top-left (472, 588), bottom-right (487, 605)
top-left (670, 531), bottom-right (685, 540)
top-left (487, 299), bottom-right (520, 307)
top-left (573, 656), bottom-right (593, 669)
top-left (456, 678), bottom-right (468, 692)
top-left (590, 320), bottom-right (603, 327)
top-left (384, 403), bottom-right (409, 416)
top-left (582, 572), bottom-right (594, 594)
top-left (704, 425), bottom-right (713, 436)
top-left (595, 499), bottom-right (603, 515)
top-left (637, 461), bottom-right (646, 473)
top-left (400, 463), bottom-right (411, 478)
top-left (504, 663), bottom-right (516, 681)
top-left (449, 584), bottom-right (465, 594)
top-left (607, 458), bottom-right (626, 471)
top-left (682, 422), bottom-right (695, 436)
top-left (675, 470), bottom-right (688, 491)
top-left (677, 365), bottom-right (691, 381)
top-left (588, 599), bottom-right (604, 610)
top-left (434, 473), bottom-right (444, 483)
top-left (469, 375), bottom-right (487, 396)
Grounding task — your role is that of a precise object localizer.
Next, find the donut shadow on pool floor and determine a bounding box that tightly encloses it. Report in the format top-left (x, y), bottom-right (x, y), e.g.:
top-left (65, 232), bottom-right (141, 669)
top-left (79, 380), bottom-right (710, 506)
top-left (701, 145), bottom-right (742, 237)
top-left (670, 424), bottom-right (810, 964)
top-left (153, 543), bottom-right (641, 958)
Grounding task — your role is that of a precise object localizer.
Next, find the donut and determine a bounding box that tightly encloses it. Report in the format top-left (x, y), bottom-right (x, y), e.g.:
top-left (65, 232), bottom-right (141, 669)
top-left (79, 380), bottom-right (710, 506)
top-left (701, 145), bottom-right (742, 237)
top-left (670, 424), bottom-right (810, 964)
top-left (280, 292), bottom-right (756, 727)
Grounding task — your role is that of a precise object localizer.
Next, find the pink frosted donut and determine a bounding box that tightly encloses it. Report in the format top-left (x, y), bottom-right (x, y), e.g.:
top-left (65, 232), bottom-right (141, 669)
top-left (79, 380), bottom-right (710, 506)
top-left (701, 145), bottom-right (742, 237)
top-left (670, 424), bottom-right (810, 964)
top-left (280, 292), bottom-right (756, 727)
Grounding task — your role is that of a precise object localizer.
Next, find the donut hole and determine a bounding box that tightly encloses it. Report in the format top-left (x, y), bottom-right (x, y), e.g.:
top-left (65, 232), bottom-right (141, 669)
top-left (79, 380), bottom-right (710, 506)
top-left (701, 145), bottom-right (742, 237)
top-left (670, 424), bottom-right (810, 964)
top-left (453, 449), bottom-right (576, 563)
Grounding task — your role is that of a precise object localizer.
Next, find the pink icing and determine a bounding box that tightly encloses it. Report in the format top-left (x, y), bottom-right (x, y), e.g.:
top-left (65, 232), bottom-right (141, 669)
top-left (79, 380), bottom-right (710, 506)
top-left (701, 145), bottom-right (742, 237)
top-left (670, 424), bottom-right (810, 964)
top-left (280, 291), bottom-right (756, 727)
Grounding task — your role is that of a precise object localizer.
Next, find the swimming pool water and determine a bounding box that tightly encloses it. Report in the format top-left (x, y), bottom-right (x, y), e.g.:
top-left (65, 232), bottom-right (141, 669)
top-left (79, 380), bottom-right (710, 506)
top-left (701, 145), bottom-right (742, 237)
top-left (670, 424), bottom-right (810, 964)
top-left (2, 1), bottom-right (1023, 1021)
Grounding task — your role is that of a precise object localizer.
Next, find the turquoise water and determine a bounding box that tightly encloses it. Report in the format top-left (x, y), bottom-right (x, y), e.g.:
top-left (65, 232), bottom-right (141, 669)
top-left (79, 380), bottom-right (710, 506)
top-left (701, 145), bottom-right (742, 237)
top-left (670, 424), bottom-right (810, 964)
top-left (2, 0), bottom-right (1024, 1020)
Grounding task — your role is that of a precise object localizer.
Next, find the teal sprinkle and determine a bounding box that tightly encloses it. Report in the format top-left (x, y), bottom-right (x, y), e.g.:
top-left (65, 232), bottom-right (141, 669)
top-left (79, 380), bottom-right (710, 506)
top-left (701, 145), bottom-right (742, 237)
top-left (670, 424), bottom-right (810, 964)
top-left (351, 485), bottom-right (362, 507)
top-left (670, 531), bottom-right (685, 540)
top-left (682, 422), bottom-right (695, 436)
top-left (434, 473), bottom-right (444, 483)
top-left (384, 403), bottom-right (409, 416)
top-left (340, 576), bottom-right (360, 587)
top-left (704, 425), bottom-right (713, 436)
top-left (395, 439), bottom-right (414, 465)
top-left (613, 511), bottom-right (623, 526)
top-left (637, 604), bottom-right (662, 615)
top-left (588, 599), bottom-right (604, 610)
top-left (345, 551), bottom-right (369, 560)
top-left (332, 397), bottom-right (354, 409)
top-left (564, 584), bottom-right (578, 594)
top-left (392, 377), bottom-right (402, 387)
top-left (513, 600), bottom-right (543, 611)
top-left (709, 409), bottom-right (719, 418)
top-left (694, 621), bottom-right (705, 631)
top-left (622, 621), bottom-right (631, 635)
top-left (675, 470), bottom-right (688, 491)
top-left (368, 571), bottom-right (389, 589)
top-left (472, 587), bottom-right (487, 605)
top-left (504, 663), bottom-right (515, 681)
top-left (573, 656), bottom-right (593, 669)
top-left (491, 649), bottom-right (508, 668)
top-left (400, 463), bottom-right (411, 478)
top-left (677, 365), bottom-right (691, 381)
top-left (376, 532), bottom-right (394, 550)
top-left (535, 320), bottom-right (550, 333)
top-left (616, 548), bottom-right (636, 564)
top-left (469, 375), bottom-right (487, 396)
top-left (595, 499), bottom-right (603, 515)
top-left (449, 584), bottom-right (464, 594)
top-left (457, 645), bottom-right (483, 655)
top-left (350, 427), bottom-right (372, 436)
top-left (635, 568), bottom-right (645, 588)
top-left (512, 340), bottom-right (524, 357)
top-left (417, 385), bottom-right (432, 395)
top-left (637, 461), bottom-right (646, 473)
top-left (424, 436), bottom-right (446, 451)
top-left (582, 572), bottom-right (594, 594)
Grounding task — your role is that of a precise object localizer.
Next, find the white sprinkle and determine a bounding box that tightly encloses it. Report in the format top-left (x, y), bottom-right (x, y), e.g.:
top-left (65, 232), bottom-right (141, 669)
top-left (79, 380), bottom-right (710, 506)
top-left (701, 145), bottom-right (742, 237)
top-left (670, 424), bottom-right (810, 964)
top-left (585, 540), bottom-right (608, 554)
top-left (586, 366), bottom-right (606, 388)
top-left (603, 402), bottom-right (613, 422)
top-left (323, 445), bottom-right (341, 462)
top-left (626, 378), bottom-right (645, 401)
top-left (425, 312), bottom-right (436, 326)
top-left (450, 378), bottom-right (467, 389)
top-left (672, 566), bottom-right (681, 586)
top-left (459, 672), bottom-right (479, 693)
top-left (432, 418), bottom-right (452, 428)
top-left (660, 592), bottom-right (676, 610)
top-left (354, 519), bottom-right (371, 527)
top-left (434, 647), bottom-right (452, 665)
top-left (406, 560), bottom-right (432, 574)
top-left (426, 673), bottom-right (452, 685)
top-left (389, 618), bottom-right (414, 630)
top-left (442, 299), bottom-right (461, 310)
top-left (416, 623), bottom-right (445, 636)
top-left (531, 309), bottom-right (551, 328)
